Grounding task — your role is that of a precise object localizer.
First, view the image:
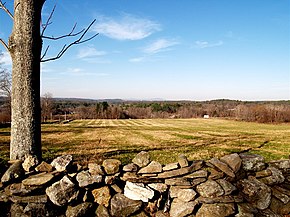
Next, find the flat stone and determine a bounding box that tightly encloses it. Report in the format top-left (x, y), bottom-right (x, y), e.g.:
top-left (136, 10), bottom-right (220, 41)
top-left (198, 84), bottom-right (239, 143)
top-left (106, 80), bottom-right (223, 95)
top-left (165, 177), bottom-right (191, 186)
top-left (121, 172), bottom-right (162, 183)
top-left (158, 160), bottom-right (203, 179)
top-left (22, 172), bottom-right (54, 186)
top-left (123, 163), bottom-right (138, 172)
top-left (102, 159), bottom-right (121, 175)
top-left (191, 177), bottom-right (207, 186)
top-left (208, 168), bottom-right (224, 180)
top-left (88, 163), bottom-right (104, 175)
top-left (270, 197), bottom-right (290, 215)
top-left (132, 151), bottom-right (150, 167)
top-left (105, 173), bottom-right (119, 185)
top-left (236, 203), bottom-right (258, 217)
top-left (155, 210), bottom-right (169, 217)
top-left (24, 203), bottom-right (47, 217)
top-left (196, 180), bottom-right (224, 198)
top-left (169, 198), bottom-right (197, 217)
top-left (216, 179), bottom-right (237, 195)
top-left (95, 205), bottom-right (110, 217)
top-left (273, 186), bottom-right (290, 196)
top-left (163, 162), bottom-right (179, 171)
top-left (22, 155), bottom-right (39, 172)
top-left (10, 194), bottom-right (48, 203)
top-left (209, 158), bottom-right (235, 178)
top-left (239, 153), bottom-right (265, 172)
top-left (66, 202), bottom-right (93, 217)
top-left (272, 188), bottom-right (290, 204)
top-left (110, 193), bottom-right (142, 217)
top-left (5, 183), bottom-right (40, 196)
top-left (258, 166), bottom-right (285, 185)
top-left (51, 155), bottom-right (73, 172)
top-left (269, 159), bottom-right (290, 172)
top-left (92, 186), bottom-right (111, 207)
top-left (258, 209), bottom-right (281, 217)
top-left (178, 154), bottom-right (189, 168)
top-left (255, 169), bottom-right (272, 178)
top-left (148, 183), bottom-right (168, 193)
top-left (76, 170), bottom-right (102, 187)
top-left (138, 161), bottom-right (162, 174)
top-left (184, 170), bottom-right (208, 179)
top-left (46, 175), bottom-right (79, 206)
top-left (177, 188), bottom-right (197, 202)
top-left (1, 160), bottom-right (24, 183)
top-left (197, 195), bottom-right (243, 204)
top-left (237, 176), bottom-right (271, 210)
top-left (220, 153), bottom-right (242, 173)
top-left (35, 161), bottom-right (53, 172)
top-left (124, 181), bottom-right (154, 202)
top-left (196, 203), bottom-right (235, 217)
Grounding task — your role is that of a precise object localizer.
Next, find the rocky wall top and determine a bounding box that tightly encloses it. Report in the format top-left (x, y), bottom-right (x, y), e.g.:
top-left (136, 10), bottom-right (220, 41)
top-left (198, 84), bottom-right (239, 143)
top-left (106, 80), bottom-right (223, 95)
top-left (0, 151), bottom-right (290, 217)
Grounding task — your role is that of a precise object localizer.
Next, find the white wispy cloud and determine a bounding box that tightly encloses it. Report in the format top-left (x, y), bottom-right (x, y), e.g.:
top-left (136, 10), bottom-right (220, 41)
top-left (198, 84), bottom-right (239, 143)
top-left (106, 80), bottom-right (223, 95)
top-left (143, 39), bottom-right (179, 54)
top-left (77, 47), bottom-right (107, 59)
top-left (0, 51), bottom-right (12, 66)
top-left (195, 40), bottom-right (224, 49)
top-left (94, 14), bottom-right (161, 40)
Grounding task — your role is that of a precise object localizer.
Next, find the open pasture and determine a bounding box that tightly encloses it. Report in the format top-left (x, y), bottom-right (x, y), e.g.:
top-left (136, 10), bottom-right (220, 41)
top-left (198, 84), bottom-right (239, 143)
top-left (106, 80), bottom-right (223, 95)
top-left (0, 119), bottom-right (289, 164)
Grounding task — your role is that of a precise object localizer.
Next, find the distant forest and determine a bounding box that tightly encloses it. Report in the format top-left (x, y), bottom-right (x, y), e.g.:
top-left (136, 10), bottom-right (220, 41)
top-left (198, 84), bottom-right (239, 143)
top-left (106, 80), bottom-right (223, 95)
top-left (1, 97), bottom-right (290, 124)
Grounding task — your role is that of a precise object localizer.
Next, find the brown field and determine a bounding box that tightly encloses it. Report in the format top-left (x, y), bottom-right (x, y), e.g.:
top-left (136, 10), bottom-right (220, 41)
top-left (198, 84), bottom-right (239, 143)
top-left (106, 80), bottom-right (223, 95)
top-left (0, 118), bottom-right (289, 164)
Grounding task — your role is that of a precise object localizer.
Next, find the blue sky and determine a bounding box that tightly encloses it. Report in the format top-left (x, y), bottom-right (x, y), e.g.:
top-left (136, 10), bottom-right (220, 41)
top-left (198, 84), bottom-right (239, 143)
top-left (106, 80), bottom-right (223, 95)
top-left (0, 0), bottom-right (289, 100)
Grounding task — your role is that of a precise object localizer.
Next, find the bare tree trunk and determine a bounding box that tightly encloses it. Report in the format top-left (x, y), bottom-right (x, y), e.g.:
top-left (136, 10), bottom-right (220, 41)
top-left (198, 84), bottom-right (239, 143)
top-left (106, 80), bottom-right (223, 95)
top-left (9, 0), bottom-right (44, 160)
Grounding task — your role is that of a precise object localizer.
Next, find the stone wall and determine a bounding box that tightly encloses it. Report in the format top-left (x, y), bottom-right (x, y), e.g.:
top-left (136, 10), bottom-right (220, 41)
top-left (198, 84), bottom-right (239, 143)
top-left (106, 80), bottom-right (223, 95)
top-left (0, 151), bottom-right (290, 217)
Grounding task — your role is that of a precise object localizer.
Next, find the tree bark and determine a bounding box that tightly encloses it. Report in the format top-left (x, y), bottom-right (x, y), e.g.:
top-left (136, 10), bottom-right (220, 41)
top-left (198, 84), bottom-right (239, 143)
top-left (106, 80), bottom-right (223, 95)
top-left (9, 0), bottom-right (44, 160)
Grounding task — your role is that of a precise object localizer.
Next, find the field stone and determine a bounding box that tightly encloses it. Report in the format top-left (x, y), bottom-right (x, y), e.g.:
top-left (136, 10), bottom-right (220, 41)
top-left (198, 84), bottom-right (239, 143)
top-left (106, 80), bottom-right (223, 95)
top-left (95, 205), bottom-right (111, 217)
top-left (237, 176), bottom-right (271, 210)
top-left (236, 203), bottom-right (258, 217)
top-left (102, 159), bottom-right (121, 175)
top-left (35, 161), bottom-right (53, 172)
top-left (1, 160), bottom-right (24, 183)
top-left (220, 153), bottom-right (242, 173)
top-left (132, 151), bottom-right (150, 167)
top-left (163, 162), bottom-right (179, 171)
top-left (239, 153), bottom-right (265, 172)
top-left (258, 166), bottom-right (285, 185)
top-left (148, 183), bottom-right (168, 193)
top-left (138, 161), bottom-right (162, 174)
top-left (270, 197), bottom-right (290, 215)
top-left (124, 181), bottom-right (154, 202)
top-left (46, 175), bottom-right (79, 206)
top-left (272, 188), bottom-right (290, 204)
top-left (169, 198), bottom-right (197, 217)
top-left (92, 186), bottom-right (111, 207)
top-left (22, 172), bottom-right (54, 186)
top-left (24, 203), bottom-right (47, 217)
top-left (5, 183), bottom-right (40, 196)
top-left (209, 158), bottom-right (235, 178)
top-left (123, 163), bottom-right (138, 172)
top-left (88, 163), bottom-right (104, 175)
top-left (216, 179), bottom-right (237, 195)
top-left (51, 155), bottom-right (73, 172)
top-left (22, 155), bottom-right (39, 172)
top-left (110, 193), bottom-right (142, 217)
top-left (196, 180), bottom-right (224, 198)
top-left (177, 188), bottom-right (197, 202)
top-left (65, 202), bottom-right (93, 217)
top-left (269, 159), bottom-right (290, 172)
top-left (184, 170), bottom-right (208, 179)
top-left (208, 168), bottom-right (224, 180)
top-left (196, 203), bottom-right (235, 217)
top-left (178, 154), bottom-right (189, 168)
top-left (76, 170), bottom-right (102, 187)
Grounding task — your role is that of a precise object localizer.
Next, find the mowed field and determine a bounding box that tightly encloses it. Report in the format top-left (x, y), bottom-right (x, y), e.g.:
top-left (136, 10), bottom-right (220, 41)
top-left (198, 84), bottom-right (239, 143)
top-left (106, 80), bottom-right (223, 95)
top-left (0, 118), bottom-right (290, 164)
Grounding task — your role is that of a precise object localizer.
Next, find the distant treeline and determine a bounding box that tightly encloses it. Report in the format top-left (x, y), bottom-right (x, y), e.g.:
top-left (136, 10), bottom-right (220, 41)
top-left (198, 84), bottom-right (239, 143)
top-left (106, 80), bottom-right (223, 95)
top-left (1, 97), bottom-right (290, 123)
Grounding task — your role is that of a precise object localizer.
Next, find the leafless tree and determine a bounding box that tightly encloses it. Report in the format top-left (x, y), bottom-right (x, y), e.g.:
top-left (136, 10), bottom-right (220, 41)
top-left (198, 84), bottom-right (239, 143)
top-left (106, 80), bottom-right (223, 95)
top-left (0, 0), bottom-right (97, 161)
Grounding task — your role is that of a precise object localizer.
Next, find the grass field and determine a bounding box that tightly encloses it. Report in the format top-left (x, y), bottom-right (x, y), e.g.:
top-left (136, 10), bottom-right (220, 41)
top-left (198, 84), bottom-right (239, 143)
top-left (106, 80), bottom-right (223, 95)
top-left (0, 118), bottom-right (289, 165)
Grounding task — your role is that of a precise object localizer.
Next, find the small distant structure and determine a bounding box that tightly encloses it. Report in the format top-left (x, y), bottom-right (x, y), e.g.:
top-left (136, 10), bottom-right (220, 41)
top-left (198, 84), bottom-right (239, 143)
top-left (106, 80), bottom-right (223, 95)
top-left (203, 114), bottom-right (210, 119)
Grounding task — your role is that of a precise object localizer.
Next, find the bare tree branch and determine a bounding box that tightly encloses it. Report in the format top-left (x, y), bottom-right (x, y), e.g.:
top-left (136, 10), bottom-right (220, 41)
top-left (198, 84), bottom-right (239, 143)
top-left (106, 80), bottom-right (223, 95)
top-left (41, 19), bottom-right (98, 62)
top-left (42, 23), bottom-right (85, 40)
top-left (41, 5), bottom-right (56, 36)
top-left (0, 38), bottom-right (9, 52)
top-left (0, 1), bottom-right (13, 20)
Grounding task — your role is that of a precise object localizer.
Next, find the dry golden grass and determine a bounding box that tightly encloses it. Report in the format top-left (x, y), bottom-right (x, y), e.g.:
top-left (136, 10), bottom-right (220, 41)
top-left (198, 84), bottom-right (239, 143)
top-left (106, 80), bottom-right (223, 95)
top-left (0, 118), bottom-right (289, 164)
